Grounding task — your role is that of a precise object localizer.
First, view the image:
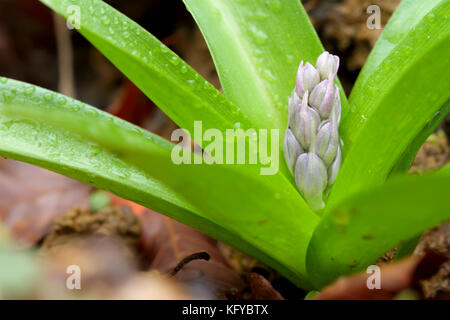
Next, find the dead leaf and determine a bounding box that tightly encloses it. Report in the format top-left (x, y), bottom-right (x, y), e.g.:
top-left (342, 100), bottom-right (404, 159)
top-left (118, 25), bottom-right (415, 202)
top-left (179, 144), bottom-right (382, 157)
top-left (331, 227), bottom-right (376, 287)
top-left (314, 252), bottom-right (448, 300)
top-left (0, 158), bottom-right (91, 244)
top-left (111, 196), bottom-right (246, 299)
top-left (246, 272), bottom-right (285, 300)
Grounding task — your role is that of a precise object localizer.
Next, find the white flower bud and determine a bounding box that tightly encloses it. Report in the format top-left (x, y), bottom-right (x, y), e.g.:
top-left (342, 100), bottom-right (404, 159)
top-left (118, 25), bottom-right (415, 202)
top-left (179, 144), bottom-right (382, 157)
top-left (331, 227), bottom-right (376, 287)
top-left (316, 52), bottom-right (339, 81)
top-left (295, 153), bottom-right (327, 211)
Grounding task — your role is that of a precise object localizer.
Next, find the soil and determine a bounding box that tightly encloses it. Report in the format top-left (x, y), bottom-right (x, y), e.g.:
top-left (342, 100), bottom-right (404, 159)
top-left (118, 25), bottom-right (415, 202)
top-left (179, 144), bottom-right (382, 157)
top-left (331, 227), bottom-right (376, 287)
top-left (410, 132), bottom-right (449, 173)
top-left (40, 206), bottom-right (142, 264)
top-left (414, 222), bottom-right (450, 298)
top-left (303, 0), bottom-right (401, 93)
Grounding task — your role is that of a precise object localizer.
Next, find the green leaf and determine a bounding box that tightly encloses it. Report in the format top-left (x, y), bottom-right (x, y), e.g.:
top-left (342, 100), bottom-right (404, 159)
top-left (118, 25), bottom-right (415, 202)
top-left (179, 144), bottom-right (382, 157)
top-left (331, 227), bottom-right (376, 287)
top-left (307, 175), bottom-right (450, 288)
top-left (328, 0), bottom-right (450, 208)
top-left (0, 78), bottom-right (319, 288)
top-left (437, 163), bottom-right (450, 176)
top-left (390, 100), bottom-right (450, 175)
top-left (39, 0), bottom-right (252, 136)
top-left (0, 78), bottom-right (203, 224)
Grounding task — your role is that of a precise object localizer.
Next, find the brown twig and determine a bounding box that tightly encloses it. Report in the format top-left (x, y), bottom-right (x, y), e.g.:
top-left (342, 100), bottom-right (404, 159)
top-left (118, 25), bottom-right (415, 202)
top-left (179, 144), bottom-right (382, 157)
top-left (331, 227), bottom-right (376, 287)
top-left (169, 251), bottom-right (211, 277)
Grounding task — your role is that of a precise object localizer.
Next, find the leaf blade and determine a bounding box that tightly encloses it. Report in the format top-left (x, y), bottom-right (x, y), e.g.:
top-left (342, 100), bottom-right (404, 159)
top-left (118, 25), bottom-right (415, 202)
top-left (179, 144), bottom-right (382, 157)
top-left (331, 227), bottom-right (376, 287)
top-left (307, 175), bottom-right (450, 288)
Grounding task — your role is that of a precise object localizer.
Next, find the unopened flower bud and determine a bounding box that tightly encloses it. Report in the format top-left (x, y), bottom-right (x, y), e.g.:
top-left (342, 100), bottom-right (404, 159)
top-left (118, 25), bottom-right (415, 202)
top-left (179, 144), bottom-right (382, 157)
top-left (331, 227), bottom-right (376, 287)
top-left (296, 61), bottom-right (320, 98)
top-left (316, 52), bottom-right (339, 81)
top-left (288, 89), bottom-right (301, 124)
top-left (294, 153), bottom-right (327, 211)
top-left (291, 91), bottom-right (320, 150)
top-left (283, 128), bottom-right (304, 174)
top-left (313, 121), bottom-right (339, 166)
top-left (330, 87), bottom-right (341, 126)
top-left (309, 74), bottom-right (336, 119)
top-left (328, 145), bottom-right (342, 186)
top-left (283, 51), bottom-right (342, 211)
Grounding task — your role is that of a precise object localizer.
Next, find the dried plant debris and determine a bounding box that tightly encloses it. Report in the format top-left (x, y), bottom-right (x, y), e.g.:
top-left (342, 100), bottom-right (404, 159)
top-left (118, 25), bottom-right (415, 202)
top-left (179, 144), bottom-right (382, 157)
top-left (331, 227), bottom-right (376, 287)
top-left (315, 251), bottom-right (448, 300)
top-left (139, 210), bottom-right (246, 299)
top-left (245, 273), bottom-right (285, 300)
top-left (0, 159), bottom-right (91, 245)
top-left (414, 222), bottom-right (450, 298)
top-left (303, 0), bottom-right (401, 71)
top-left (41, 207), bottom-right (141, 264)
top-left (410, 132), bottom-right (449, 174)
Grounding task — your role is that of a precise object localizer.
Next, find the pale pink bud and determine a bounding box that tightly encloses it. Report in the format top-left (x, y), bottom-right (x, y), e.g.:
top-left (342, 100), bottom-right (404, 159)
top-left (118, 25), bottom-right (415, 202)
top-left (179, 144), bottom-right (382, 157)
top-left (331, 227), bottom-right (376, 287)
top-left (295, 153), bottom-right (327, 211)
top-left (316, 52), bottom-right (339, 81)
top-left (291, 91), bottom-right (320, 150)
top-left (283, 128), bottom-right (304, 174)
top-left (309, 73), bottom-right (336, 119)
top-left (313, 121), bottom-right (339, 166)
top-left (296, 61), bottom-right (320, 98)
top-left (328, 145), bottom-right (342, 186)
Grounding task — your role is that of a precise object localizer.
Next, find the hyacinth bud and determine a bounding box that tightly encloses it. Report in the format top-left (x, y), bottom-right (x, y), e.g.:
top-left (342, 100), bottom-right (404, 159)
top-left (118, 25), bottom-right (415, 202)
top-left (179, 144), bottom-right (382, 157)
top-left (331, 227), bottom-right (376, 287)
top-left (330, 87), bottom-right (341, 126)
top-left (291, 91), bottom-right (320, 150)
top-left (296, 61), bottom-right (320, 98)
top-left (313, 121), bottom-right (339, 166)
top-left (309, 74), bottom-right (336, 119)
top-left (284, 51), bottom-right (342, 211)
top-left (316, 51), bottom-right (339, 81)
top-left (294, 153), bottom-right (327, 211)
top-left (328, 145), bottom-right (341, 186)
top-left (283, 128), bottom-right (304, 174)
top-left (288, 89), bottom-right (301, 124)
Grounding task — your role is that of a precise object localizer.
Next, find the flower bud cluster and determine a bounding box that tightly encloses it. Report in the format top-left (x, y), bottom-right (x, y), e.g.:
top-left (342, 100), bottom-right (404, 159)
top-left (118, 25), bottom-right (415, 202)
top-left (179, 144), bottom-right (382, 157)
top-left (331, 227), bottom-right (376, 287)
top-left (284, 52), bottom-right (342, 211)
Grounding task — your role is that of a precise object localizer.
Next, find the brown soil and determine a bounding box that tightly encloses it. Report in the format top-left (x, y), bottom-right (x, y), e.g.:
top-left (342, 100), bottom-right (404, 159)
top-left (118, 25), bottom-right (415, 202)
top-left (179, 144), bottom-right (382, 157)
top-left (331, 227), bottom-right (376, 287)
top-left (414, 222), bottom-right (450, 298)
top-left (410, 132), bottom-right (449, 174)
top-left (40, 206), bottom-right (141, 263)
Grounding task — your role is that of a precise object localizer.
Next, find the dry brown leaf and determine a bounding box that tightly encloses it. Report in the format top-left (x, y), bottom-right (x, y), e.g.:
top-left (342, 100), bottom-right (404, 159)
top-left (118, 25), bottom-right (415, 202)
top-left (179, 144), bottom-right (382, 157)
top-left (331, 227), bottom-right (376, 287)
top-left (0, 158), bottom-right (91, 244)
top-left (246, 272), bottom-right (285, 300)
top-left (138, 210), bottom-right (246, 299)
top-left (315, 252), bottom-right (448, 300)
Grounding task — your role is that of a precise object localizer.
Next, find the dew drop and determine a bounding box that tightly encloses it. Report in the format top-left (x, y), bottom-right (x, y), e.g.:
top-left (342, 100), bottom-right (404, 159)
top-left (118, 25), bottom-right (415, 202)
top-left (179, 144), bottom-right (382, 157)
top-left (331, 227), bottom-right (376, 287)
top-left (100, 16), bottom-right (110, 25)
top-left (249, 25), bottom-right (268, 45)
top-left (57, 97), bottom-right (67, 105)
top-left (24, 86), bottom-right (35, 96)
top-left (160, 44), bottom-right (169, 53)
top-left (170, 56), bottom-right (179, 66)
top-left (44, 92), bottom-right (53, 101)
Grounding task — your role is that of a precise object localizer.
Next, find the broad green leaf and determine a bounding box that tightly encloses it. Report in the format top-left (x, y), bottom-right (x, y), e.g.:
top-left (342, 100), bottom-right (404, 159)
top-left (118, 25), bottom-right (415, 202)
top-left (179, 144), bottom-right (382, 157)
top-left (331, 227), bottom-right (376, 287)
top-left (437, 163), bottom-right (450, 176)
top-left (39, 0), bottom-right (252, 136)
top-left (0, 78), bottom-right (204, 225)
top-left (307, 175), bottom-right (450, 288)
top-left (328, 0), bottom-right (450, 208)
top-left (390, 100), bottom-right (450, 175)
top-left (0, 79), bottom-right (319, 288)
